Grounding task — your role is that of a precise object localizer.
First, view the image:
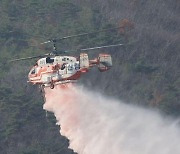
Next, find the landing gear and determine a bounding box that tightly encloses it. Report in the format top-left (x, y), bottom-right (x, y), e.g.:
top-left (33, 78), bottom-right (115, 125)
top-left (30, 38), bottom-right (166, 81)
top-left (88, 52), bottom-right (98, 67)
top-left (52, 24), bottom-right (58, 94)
top-left (39, 85), bottom-right (45, 93)
top-left (50, 83), bottom-right (55, 89)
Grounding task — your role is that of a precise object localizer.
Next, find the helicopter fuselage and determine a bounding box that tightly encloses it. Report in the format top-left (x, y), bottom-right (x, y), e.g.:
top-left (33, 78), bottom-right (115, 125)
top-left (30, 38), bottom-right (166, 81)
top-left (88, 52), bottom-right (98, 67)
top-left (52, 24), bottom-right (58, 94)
top-left (28, 53), bottom-right (112, 89)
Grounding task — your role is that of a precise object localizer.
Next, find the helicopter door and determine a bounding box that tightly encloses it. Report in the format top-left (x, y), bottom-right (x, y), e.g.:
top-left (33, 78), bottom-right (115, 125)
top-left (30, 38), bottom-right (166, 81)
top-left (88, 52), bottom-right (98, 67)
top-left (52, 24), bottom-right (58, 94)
top-left (80, 53), bottom-right (89, 68)
top-left (67, 63), bottom-right (76, 75)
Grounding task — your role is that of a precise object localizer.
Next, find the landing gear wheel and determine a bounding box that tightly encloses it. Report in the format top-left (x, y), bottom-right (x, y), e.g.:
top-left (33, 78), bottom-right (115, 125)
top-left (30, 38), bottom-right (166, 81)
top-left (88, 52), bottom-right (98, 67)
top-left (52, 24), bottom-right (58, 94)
top-left (50, 83), bottom-right (54, 89)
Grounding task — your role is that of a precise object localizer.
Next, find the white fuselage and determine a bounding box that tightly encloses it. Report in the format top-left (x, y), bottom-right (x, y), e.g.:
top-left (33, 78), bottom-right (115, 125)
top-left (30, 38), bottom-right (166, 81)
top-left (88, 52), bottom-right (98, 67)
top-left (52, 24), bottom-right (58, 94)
top-left (28, 56), bottom-right (81, 86)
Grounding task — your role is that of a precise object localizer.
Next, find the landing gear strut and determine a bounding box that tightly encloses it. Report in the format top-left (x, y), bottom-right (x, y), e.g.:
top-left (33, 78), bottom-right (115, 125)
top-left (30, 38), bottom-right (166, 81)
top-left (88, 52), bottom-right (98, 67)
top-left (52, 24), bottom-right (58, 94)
top-left (39, 85), bottom-right (45, 93)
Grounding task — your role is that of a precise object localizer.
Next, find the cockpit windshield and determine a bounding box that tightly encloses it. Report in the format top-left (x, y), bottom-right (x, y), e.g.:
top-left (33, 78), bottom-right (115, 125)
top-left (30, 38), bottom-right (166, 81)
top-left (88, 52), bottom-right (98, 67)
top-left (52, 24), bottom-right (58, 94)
top-left (30, 68), bottom-right (36, 74)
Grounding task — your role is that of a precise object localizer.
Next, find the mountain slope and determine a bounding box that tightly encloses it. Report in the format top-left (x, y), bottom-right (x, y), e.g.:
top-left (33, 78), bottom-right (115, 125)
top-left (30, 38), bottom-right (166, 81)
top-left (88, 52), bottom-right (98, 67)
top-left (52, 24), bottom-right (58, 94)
top-left (0, 0), bottom-right (179, 153)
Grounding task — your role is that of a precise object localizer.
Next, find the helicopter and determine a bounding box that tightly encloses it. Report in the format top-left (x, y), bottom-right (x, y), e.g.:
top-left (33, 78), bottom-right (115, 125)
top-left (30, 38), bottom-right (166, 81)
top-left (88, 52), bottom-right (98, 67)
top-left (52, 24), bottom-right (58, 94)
top-left (9, 26), bottom-right (124, 89)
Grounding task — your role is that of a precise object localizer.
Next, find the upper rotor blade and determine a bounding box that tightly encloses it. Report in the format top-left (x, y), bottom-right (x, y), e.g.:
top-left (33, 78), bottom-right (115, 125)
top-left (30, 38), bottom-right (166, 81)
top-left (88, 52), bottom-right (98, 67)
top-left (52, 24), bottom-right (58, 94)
top-left (56, 26), bottom-right (121, 41)
top-left (80, 43), bottom-right (124, 51)
top-left (41, 40), bottom-right (51, 44)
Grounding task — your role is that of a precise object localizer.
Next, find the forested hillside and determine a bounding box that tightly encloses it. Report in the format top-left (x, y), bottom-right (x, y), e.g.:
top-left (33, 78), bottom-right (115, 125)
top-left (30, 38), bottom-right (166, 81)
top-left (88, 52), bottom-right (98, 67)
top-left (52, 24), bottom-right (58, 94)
top-left (79, 0), bottom-right (180, 114)
top-left (0, 0), bottom-right (179, 153)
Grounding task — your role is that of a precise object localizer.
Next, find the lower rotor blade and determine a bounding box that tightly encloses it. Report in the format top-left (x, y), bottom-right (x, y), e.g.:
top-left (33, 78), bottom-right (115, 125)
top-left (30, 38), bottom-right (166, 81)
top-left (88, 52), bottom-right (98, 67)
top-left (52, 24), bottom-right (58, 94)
top-left (80, 43), bottom-right (123, 51)
top-left (8, 55), bottom-right (44, 62)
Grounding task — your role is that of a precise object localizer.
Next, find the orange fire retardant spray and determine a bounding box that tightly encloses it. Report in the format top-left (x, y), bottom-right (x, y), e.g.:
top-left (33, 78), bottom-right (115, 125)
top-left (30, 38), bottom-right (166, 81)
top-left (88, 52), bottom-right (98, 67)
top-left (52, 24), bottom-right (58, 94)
top-left (43, 84), bottom-right (180, 154)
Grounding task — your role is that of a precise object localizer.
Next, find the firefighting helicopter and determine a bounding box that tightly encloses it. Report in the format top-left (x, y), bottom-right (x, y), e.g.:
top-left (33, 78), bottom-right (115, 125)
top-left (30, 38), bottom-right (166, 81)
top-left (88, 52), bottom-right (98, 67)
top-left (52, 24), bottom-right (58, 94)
top-left (9, 26), bottom-right (123, 89)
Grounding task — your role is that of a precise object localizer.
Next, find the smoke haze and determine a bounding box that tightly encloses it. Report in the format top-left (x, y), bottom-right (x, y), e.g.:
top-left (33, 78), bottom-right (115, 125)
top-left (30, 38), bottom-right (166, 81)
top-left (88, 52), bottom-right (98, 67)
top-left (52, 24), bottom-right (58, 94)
top-left (43, 84), bottom-right (180, 154)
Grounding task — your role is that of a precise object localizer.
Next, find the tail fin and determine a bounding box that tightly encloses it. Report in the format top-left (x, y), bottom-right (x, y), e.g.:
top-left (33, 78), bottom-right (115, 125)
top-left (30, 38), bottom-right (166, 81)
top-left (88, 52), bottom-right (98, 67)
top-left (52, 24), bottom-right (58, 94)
top-left (98, 54), bottom-right (112, 72)
top-left (80, 53), bottom-right (89, 69)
